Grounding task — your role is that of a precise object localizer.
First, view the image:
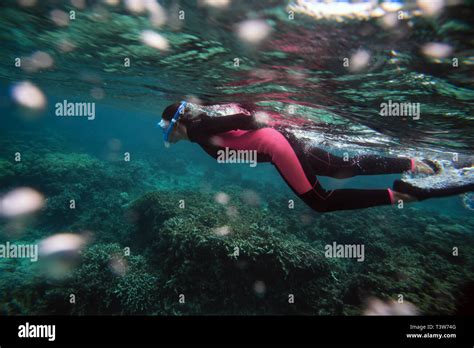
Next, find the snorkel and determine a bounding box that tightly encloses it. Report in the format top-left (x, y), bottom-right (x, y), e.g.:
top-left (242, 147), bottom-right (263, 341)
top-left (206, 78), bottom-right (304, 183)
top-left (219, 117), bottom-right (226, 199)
top-left (158, 100), bottom-right (187, 147)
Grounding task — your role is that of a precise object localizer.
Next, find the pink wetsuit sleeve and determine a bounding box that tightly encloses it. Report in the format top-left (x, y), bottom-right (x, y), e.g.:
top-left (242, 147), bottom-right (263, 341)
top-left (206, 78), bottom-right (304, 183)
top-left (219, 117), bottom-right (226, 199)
top-left (213, 128), bottom-right (313, 195)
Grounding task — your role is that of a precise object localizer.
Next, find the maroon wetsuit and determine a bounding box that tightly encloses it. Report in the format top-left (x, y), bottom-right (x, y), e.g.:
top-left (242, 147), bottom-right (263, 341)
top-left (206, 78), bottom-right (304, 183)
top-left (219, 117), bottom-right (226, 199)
top-left (186, 112), bottom-right (414, 212)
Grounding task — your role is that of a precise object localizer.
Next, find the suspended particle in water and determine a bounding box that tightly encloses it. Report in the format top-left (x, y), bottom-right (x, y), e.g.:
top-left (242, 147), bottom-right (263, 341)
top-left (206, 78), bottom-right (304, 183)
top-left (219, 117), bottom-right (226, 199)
top-left (0, 187), bottom-right (44, 217)
top-left (106, 151), bottom-right (119, 162)
top-left (379, 12), bottom-right (398, 29)
top-left (363, 297), bottom-right (419, 315)
top-left (71, 0), bottom-right (86, 10)
top-left (90, 5), bottom-right (110, 22)
top-left (91, 87), bottom-right (105, 100)
top-left (140, 30), bottom-right (169, 51)
top-left (50, 9), bottom-right (70, 27)
top-left (146, 0), bottom-right (167, 28)
top-left (104, 0), bottom-right (120, 5)
top-left (38, 233), bottom-right (89, 279)
top-left (210, 135), bottom-right (222, 147)
top-left (21, 51), bottom-right (54, 73)
top-left (11, 81), bottom-right (46, 110)
top-left (162, 2), bottom-right (181, 31)
top-left (241, 189), bottom-right (261, 206)
top-left (39, 233), bottom-right (88, 258)
top-left (462, 193), bottom-right (474, 211)
top-left (253, 281), bottom-right (266, 296)
top-left (124, 0), bottom-right (146, 14)
top-left (300, 213), bottom-right (313, 225)
top-left (254, 111), bottom-right (270, 125)
top-left (417, 0), bottom-right (444, 16)
top-left (79, 71), bottom-right (102, 84)
top-left (226, 205), bottom-right (239, 218)
top-left (109, 254), bottom-right (129, 276)
top-left (214, 192), bottom-right (230, 205)
top-left (199, 0), bottom-right (231, 9)
top-left (57, 39), bottom-right (76, 53)
top-left (380, 1), bottom-right (403, 12)
top-left (150, 10), bottom-right (167, 28)
top-left (370, 7), bottom-right (385, 18)
top-left (30, 51), bottom-right (54, 69)
top-left (236, 19), bottom-right (272, 45)
top-left (213, 225), bottom-right (231, 236)
top-left (252, 68), bottom-right (276, 80)
top-left (421, 42), bottom-right (453, 59)
top-left (108, 138), bottom-right (122, 151)
top-left (20, 58), bottom-right (36, 73)
top-left (349, 49), bottom-right (371, 72)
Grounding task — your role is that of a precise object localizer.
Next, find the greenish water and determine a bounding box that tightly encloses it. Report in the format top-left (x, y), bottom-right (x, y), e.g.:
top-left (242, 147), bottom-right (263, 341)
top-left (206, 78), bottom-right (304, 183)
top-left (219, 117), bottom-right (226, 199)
top-left (0, 0), bottom-right (473, 315)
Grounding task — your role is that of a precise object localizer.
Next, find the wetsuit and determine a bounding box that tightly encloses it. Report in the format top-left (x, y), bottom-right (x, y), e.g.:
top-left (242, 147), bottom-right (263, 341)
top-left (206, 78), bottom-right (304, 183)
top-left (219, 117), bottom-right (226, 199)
top-left (186, 112), bottom-right (414, 212)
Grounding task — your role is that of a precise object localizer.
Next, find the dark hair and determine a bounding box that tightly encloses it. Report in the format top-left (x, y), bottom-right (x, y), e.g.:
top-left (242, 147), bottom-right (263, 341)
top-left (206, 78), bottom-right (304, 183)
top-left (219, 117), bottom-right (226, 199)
top-left (162, 102), bottom-right (208, 127)
top-left (162, 102), bottom-right (182, 121)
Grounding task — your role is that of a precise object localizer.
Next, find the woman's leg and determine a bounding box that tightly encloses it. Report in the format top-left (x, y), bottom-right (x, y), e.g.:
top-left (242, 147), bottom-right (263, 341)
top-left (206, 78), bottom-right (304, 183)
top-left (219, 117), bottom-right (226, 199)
top-left (215, 128), bottom-right (400, 213)
top-left (297, 179), bottom-right (420, 212)
top-left (298, 182), bottom-right (394, 212)
top-left (297, 147), bottom-right (422, 211)
top-left (305, 146), bottom-right (415, 178)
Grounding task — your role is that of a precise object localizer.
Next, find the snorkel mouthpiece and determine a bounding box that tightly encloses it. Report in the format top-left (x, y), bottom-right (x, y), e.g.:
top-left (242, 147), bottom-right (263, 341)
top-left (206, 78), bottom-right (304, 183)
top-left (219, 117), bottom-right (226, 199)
top-left (158, 100), bottom-right (187, 146)
top-left (158, 119), bottom-right (168, 129)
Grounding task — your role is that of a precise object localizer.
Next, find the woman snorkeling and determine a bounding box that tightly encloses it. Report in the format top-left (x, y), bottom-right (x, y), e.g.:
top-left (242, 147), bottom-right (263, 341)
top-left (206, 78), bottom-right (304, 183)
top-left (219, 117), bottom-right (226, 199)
top-left (158, 101), bottom-right (471, 213)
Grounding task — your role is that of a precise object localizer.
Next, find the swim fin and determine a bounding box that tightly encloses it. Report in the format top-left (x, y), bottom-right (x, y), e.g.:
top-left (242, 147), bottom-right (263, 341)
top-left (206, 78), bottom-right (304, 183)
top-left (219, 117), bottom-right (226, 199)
top-left (393, 179), bottom-right (474, 201)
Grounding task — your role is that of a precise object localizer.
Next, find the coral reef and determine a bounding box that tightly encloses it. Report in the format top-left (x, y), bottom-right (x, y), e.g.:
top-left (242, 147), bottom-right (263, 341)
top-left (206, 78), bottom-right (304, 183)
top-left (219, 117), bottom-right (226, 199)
top-left (129, 191), bottom-right (338, 315)
top-left (0, 243), bottom-right (159, 315)
top-left (0, 138), bottom-right (473, 315)
top-left (128, 191), bottom-right (474, 315)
